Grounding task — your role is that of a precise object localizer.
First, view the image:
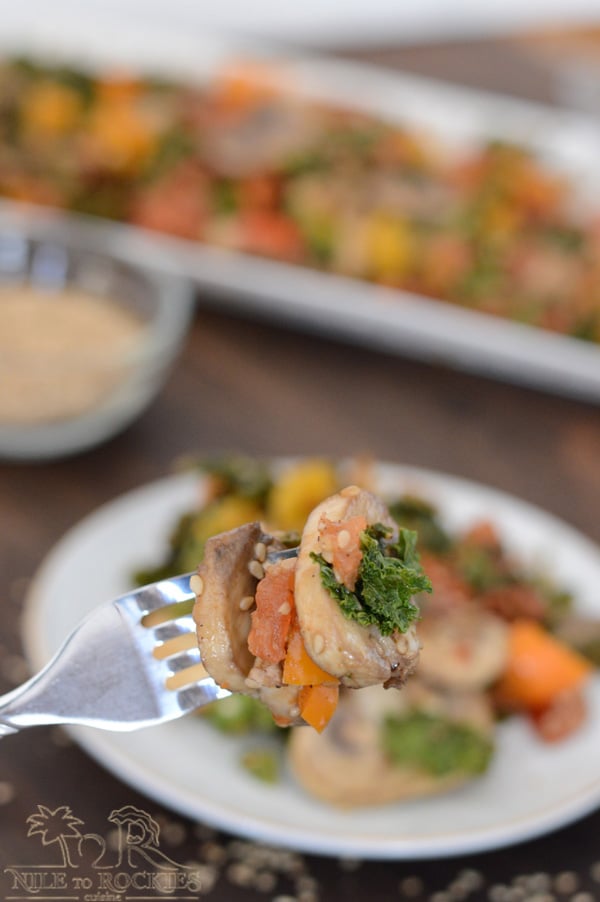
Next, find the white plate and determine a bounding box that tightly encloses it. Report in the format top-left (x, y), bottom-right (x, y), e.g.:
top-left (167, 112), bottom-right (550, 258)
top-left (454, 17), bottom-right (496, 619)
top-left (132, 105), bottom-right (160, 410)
top-left (22, 464), bottom-right (600, 859)
top-left (2, 25), bottom-right (600, 400)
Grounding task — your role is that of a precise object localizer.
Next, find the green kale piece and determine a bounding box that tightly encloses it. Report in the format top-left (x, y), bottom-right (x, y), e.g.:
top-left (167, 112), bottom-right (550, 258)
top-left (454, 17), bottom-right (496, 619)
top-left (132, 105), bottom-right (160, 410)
top-left (382, 710), bottom-right (494, 777)
top-left (196, 455), bottom-right (273, 504)
top-left (454, 543), bottom-right (510, 593)
top-left (202, 694), bottom-right (281, 736)
top-left (311, 525), bottom-right (431, 636)
top-left (240, 747), bottom-right (280, 783)
top-left (388, 495), bottom-right (453, 554)
top-left (133, 512), bottom-right (199, 585)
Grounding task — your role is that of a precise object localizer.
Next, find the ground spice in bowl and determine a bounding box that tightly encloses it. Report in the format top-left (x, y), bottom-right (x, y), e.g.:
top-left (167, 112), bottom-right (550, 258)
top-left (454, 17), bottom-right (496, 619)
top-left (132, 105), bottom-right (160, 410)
top-left (0, 286), bottom-right (147, 424)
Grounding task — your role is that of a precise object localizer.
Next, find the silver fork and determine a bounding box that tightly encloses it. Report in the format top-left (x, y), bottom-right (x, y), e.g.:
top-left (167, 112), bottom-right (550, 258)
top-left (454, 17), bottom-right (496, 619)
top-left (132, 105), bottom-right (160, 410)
top-left (0, 574), bottom-right (230, 737)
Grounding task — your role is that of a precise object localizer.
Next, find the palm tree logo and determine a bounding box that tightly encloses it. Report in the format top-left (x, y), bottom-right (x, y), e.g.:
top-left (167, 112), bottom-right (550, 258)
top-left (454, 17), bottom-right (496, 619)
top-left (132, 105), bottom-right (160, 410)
top-left (26, 805), bottom-right (83, 868)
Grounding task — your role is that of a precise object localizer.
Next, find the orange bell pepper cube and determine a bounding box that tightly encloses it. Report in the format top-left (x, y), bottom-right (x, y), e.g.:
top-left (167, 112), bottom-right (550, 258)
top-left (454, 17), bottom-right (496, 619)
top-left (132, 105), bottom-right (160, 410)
top-left (495, 619), bottom-right (593, 712)
top-left (282, 617), bottom-right (338, 686)
top-left (298, 684), bottom-right (340, 733)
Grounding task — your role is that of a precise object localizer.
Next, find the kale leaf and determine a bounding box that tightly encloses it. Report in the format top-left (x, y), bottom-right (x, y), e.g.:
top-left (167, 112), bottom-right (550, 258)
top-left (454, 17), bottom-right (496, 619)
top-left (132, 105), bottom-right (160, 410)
top-left (382, 710), bottom-right (494, 776)
top-left (311, 524), bottom-right (431, 636)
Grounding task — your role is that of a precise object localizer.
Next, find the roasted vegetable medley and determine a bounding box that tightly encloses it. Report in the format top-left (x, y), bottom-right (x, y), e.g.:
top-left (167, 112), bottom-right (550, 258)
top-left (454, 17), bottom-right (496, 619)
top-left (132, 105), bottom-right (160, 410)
top-left (2, 57), bottom-right (600, 341)
top-left (135, 457), bottom-right (598, 807)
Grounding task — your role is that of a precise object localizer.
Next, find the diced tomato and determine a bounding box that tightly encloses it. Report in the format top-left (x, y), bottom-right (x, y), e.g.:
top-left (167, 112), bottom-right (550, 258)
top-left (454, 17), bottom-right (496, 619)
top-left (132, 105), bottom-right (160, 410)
top-left (530, 686), bottom-right (587, 743)
top-left (129, 163), bottom-right (208, 240)
top-left (239, 211), bottom-right (304, 261)
top-left (318, 514), bottom-right (367, 590)
top-left (237, 174), bottom-right (280, 211)
top-left (247, 559), bottom-right (295, 664)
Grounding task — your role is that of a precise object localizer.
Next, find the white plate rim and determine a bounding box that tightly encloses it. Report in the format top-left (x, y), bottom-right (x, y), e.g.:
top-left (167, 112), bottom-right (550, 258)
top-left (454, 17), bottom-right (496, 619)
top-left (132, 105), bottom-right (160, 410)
top-left (21, 463), bottom-right (600, 859)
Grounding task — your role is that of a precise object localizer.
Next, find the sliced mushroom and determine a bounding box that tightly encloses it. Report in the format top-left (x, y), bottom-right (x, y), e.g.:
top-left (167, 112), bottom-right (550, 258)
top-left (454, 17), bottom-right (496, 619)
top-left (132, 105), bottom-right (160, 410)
top-left (417, 604), bottom-right (509, 692)
top-left (194, 522), bottom-right (302, 723)
top-left (294, 485), bottom-right (420, 689)
top-left (193, 521), bottom-right (263, 692)
top-left (288, 682), bottom-right (493, 807)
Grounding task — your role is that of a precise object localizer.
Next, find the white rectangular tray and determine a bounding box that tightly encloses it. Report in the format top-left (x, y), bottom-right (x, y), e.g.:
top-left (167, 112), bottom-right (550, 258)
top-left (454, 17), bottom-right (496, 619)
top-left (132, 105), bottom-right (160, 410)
top-left (2, 18), bottom-right (600, 400)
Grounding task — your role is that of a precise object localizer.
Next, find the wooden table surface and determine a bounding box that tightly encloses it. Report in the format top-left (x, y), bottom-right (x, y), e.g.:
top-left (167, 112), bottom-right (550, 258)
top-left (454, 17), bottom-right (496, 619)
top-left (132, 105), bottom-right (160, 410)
top-left (1, 35), bottom-right (600, 902)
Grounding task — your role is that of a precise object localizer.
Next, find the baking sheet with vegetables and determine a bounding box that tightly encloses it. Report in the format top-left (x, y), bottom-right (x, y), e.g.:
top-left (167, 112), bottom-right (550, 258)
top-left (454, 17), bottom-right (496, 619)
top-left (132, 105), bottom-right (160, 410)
top-left (2, 24), bottom-right (600, 398)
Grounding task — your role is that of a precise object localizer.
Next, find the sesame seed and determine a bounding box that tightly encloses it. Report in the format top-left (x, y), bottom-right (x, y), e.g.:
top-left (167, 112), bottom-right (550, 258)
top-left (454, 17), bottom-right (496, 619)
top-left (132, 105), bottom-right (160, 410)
top-left (529, 874), bottom-right (551, 893)
top-left (447, 878), bottom-right (471, 900)
top-left (553, 872), bottom-right (579, 894)
top-left (313, 634), bottom-right (325, 654)
top-left (254, 542), bottom-right (267, 562)
top-left (0, 782), bottom-right (15, 805)
top-left (240, 595), bottom-right (255, 611)
top-left (227, 862), bottom-right (254, 887)
top-left (504, 890), bottom-right (525, 902)
top-left (190, 574), bottom-right (204, 596)
top-left (193, 823), bottom-right (217, 841)
top-left (278, 602), bottom-right (291, 616)
top-left (298, 892), bottom-right (318, 902)
top-left (249, 560), bottom-right (265, 580)
top-left (254, 871), bottom-right (277, 892)
top-left (161, 820), bottom-right (187, 846)
top-left (590, 862), bottom-right (600, 883)
top-left (399, 875), bottom-right (424, 897)
top-left (456, 869), bottom-right (484, 891)
top-left (200, 841), bottom-right (227, 864)
top-left (337, 529), bottom-right (351, 549)
top-left (184, 862), bottom-right (218, 894)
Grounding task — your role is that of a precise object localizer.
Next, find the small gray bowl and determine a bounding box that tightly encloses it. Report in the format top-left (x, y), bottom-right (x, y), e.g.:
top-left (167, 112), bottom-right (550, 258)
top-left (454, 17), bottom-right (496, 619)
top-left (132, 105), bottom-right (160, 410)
top-left (0, 205), bottom-right (195, 460)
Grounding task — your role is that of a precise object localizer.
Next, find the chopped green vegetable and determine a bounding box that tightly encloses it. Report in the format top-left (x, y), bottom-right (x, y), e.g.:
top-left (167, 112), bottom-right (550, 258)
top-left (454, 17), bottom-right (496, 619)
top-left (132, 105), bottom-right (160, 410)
top-left (197, 455), bottom-right (272, 504)
top-left (455, 543), bottom-right (509, 593)
top-left (201, 694), bottom-right (280, 736)
top-left (144, 127), bottom-right (196, 182)
top-left (388, 495), bottom-right (452, 554)
top-left (133, 512), bottom-right (200, 585)
top-left (212, 179), bottom-right (238, 216)
top-left (311, 525), bottom-right (430, 636)
top-left (382, 710), bottom-right (494, 776)
top-left (241, 747), bottom-right (280, 783)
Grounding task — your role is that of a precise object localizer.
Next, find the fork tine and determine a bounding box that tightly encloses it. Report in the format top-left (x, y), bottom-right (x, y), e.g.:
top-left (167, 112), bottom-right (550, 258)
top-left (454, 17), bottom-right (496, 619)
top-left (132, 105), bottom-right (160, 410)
top-left (162, 649), bottom-right (202, 674)
top-left (133, 574), bottom-right (194, 615)
top-left (177, 682), bottom-right (228, 712)
top-left (153, 616), bottom-right (196, 644)
top-left (0, 570), bottom-right (230, 735)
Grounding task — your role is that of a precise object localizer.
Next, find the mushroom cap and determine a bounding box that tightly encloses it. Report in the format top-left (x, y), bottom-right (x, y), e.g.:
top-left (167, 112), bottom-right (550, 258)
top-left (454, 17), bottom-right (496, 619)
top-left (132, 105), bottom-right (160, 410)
top-left (288, 682), bottom-right (494, 807)
top-left (294, 486), bottom-right (420, 688)
top-left (194, 521), bottom-right (262, 693)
